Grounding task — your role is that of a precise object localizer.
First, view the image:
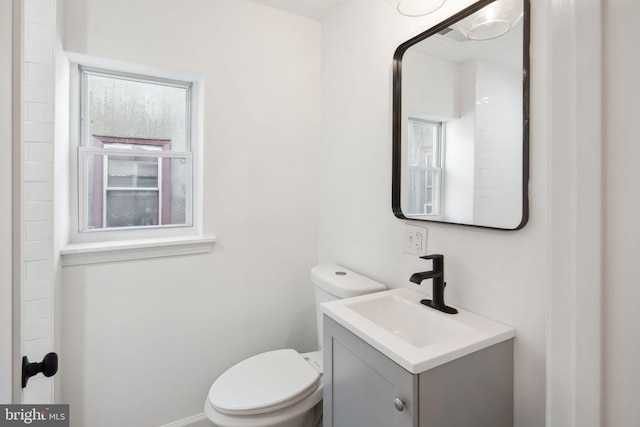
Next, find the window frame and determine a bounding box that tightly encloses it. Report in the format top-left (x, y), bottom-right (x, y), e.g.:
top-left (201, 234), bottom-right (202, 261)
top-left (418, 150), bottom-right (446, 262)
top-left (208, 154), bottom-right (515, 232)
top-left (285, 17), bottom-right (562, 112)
top-left (405, 117), bottom-right (444, 218)
top-left (67, 54), bottom-right (204, 245)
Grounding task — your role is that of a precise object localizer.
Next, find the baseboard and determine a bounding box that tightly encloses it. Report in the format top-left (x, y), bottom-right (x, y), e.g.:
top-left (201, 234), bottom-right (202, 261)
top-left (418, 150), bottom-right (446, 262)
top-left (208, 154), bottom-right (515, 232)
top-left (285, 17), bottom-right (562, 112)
top-left (156, 412), bottom-right (209, 427)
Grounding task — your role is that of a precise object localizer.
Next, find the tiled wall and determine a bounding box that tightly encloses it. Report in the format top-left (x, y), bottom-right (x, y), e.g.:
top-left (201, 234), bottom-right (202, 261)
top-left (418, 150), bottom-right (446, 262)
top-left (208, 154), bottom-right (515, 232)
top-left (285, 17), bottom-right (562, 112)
top-left (473, 60), bottom-right (522, 228)
top-left (21, 0), bottom-right (56, 404)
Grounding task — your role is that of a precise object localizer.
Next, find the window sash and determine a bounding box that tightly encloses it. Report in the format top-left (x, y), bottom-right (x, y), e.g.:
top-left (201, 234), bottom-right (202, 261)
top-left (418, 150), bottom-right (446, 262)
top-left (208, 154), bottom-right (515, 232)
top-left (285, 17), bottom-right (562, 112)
top-left (78, 147), bottom-right (193, 232)
top-left (407, 118), bottom-right (442, 168)
top-left (406, 166), bottom-right (442, 216)
top-left (406, 118), bottom-right (444, 217)
top-left (79, 66), bottom-right (193, 152)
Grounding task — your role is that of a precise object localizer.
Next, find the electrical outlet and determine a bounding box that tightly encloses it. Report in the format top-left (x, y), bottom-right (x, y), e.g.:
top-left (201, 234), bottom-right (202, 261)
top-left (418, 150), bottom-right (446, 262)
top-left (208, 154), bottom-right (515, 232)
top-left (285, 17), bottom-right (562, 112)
top-left (403, 224), bottom-right (428, 256)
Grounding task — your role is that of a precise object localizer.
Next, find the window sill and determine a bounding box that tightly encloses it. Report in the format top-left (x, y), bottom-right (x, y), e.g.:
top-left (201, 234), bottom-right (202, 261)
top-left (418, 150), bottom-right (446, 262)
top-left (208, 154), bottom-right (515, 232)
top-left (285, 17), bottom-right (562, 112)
top-left (60, 236), bottom-right (217, 266)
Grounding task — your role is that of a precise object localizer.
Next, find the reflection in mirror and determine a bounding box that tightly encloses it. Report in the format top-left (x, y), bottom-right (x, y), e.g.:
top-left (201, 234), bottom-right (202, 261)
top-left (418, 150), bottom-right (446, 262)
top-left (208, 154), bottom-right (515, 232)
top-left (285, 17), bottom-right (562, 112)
top-left (392, 0), bottom-right (529, 230)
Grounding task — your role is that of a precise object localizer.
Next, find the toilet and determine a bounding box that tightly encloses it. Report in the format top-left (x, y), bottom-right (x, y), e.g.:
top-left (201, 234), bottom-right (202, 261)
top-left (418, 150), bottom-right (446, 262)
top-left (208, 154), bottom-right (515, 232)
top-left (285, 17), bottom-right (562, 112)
top-left (204, 263), bottom-right (386, 427)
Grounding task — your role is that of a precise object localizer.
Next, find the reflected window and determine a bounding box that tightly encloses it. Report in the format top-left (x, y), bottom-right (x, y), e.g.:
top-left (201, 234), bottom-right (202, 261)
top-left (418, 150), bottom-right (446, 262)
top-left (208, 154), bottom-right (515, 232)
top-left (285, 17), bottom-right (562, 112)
top-left (407, 118), bottom-right (443, 216)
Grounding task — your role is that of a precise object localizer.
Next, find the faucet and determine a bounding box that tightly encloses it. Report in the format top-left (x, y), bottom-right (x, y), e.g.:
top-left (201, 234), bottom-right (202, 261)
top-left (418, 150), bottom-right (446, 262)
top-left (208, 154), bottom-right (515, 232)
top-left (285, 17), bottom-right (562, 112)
top-left (410, 254), bottom-right (458, 314)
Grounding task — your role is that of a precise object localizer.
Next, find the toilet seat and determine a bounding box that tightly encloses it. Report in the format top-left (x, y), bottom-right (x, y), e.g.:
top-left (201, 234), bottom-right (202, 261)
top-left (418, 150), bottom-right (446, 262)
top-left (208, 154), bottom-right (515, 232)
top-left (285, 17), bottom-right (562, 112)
top-left (208, 349), bottom-right (321, 416)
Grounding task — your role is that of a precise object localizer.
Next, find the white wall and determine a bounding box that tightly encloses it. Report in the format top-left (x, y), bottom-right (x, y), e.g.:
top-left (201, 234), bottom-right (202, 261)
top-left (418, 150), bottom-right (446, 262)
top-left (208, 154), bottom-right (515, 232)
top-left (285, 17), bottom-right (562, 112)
top-left (0, 0), bottom-right (14, 404)
top-left (603, 0), bottom-right (640, 424)
top-left (60, 0), bottom-right (322, 425)
top-left (402, 50), bottom-right (459, 119)
top-left (320, 1), bottom-right (547, 427)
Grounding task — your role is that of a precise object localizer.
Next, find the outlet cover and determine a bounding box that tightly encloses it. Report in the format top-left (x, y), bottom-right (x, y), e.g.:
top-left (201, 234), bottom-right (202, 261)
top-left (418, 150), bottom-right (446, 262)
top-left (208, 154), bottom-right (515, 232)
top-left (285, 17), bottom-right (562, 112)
top-left (404, 224), bottom-right (428, 256)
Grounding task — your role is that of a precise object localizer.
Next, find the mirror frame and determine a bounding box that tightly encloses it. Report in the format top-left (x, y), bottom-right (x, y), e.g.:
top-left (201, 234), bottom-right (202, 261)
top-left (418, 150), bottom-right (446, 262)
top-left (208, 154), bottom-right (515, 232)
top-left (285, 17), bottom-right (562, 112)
top-left (392, 0), bottom-right (530, 230)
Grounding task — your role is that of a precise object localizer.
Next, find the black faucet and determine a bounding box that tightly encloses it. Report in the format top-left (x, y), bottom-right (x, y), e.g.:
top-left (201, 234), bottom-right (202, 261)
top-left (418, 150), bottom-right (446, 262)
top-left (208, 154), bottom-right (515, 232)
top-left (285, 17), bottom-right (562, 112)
top-left (410, 254), bottom-right (458, 314)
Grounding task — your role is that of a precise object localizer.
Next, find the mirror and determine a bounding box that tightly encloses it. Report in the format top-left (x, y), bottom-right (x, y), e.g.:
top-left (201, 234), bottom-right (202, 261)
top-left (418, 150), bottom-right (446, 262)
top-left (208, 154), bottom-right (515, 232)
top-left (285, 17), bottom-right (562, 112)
top-left (392, 0), bottom-right (529, 230)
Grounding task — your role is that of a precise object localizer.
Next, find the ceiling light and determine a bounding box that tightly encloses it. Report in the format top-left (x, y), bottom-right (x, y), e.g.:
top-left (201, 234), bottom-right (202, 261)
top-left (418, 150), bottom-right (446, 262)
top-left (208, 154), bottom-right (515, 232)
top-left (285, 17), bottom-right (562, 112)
top-left (455, 0), bottom-right (523, 40)
top-left (390, 0), bottom-right (446, 17)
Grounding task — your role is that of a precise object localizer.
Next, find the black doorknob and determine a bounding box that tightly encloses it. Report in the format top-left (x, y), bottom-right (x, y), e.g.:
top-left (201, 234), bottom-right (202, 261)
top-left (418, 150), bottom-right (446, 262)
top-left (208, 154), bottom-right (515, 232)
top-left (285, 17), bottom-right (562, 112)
top-left (22, 352), bottom-right (58, 388)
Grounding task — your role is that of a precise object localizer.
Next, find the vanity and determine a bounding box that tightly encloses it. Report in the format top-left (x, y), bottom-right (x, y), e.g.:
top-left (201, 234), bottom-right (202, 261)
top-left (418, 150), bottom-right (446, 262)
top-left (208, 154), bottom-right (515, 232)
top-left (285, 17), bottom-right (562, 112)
top-left (320, 0), bottom-right (529, 423)
top-left (322, 288), bottom-right (515, 427)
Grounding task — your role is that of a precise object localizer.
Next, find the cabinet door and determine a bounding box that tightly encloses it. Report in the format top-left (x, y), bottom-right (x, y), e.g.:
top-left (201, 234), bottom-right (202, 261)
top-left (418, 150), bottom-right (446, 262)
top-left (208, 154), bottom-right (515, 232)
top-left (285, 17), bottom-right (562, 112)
top-left (324, 317), bottom-right (417, 427)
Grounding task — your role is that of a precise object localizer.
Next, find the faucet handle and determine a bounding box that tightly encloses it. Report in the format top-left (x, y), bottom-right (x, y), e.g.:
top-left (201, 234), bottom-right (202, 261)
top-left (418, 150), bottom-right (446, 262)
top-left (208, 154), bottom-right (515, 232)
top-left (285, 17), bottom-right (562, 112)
top-left (420, 254), bottom-right (443, 260)
top-left (420, 254), bottom-right (444, 273)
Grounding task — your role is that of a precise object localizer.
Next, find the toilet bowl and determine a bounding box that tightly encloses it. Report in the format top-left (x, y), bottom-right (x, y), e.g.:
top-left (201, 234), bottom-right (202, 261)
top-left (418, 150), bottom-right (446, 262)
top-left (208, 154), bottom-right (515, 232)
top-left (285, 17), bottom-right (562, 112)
top-left (204, 264), bottom-right (386, 427)
top-left (204, 350), bottom-right (323, 427)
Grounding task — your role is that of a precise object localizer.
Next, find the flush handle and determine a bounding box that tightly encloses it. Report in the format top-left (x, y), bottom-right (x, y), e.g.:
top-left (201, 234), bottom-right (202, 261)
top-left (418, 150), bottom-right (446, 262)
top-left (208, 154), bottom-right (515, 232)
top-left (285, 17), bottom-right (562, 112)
top-left (393, 397), bottom-right (405, 411)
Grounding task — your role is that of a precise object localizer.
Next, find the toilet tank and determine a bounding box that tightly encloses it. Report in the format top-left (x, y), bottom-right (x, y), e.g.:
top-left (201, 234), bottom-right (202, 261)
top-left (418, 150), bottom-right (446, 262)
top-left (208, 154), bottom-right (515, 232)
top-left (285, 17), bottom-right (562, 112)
top-left (311, 264), bottom-right (386, 349)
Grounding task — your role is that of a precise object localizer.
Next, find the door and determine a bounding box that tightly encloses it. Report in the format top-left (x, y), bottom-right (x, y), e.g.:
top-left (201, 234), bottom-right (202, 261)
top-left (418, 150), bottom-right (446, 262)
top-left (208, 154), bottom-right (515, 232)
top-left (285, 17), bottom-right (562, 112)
top-left (1, 0), bottom-right (15, 403)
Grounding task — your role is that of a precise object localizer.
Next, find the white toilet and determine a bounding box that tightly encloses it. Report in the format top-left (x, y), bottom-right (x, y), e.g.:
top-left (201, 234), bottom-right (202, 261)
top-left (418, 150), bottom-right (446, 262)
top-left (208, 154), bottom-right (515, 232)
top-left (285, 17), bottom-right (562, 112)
top-left (204, 263), bottom-right (386, 427)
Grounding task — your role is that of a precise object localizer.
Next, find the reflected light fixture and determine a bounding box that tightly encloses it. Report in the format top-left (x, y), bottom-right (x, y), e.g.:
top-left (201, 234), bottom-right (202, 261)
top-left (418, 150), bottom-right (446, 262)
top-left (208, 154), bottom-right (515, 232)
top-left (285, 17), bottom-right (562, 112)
top-left (390, 0), bottom-right (446, 17)
top-left (455, 0), bottom-right (523, 40)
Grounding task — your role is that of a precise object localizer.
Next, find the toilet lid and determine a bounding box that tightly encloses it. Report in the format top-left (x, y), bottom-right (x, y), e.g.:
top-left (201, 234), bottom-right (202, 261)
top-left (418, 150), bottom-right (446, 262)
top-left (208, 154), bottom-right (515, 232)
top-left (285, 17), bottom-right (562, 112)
top-left (208, 349), bottom-right (321, 416)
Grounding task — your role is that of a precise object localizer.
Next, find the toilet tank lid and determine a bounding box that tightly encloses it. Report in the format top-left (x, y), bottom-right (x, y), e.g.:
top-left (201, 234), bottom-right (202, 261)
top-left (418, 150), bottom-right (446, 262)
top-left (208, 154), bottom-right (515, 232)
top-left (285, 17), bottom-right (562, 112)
top-left (311, 263), bottom-right (386, 299)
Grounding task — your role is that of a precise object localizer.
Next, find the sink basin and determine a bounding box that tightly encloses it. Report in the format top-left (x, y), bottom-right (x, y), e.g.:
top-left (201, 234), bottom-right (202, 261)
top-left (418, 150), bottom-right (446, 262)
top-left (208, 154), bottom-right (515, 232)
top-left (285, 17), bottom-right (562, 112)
top-left (322, 287), bottom-right (515, 374)
top-left (345, 293), bottom-right (474, 347)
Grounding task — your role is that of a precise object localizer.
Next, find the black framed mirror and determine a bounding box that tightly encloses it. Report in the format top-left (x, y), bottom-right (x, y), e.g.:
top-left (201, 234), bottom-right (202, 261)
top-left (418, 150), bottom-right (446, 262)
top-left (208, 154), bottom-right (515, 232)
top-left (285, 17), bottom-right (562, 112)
top-left (392, 0), bottom-right (530, 230)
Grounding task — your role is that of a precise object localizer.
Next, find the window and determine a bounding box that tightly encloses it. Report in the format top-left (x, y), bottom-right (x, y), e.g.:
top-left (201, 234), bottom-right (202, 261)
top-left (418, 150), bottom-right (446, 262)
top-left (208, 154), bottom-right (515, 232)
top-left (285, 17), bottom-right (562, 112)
top-left (406, 118), bottom-right (443, 216)
top-left (78, 67), bottom-right (193, 232)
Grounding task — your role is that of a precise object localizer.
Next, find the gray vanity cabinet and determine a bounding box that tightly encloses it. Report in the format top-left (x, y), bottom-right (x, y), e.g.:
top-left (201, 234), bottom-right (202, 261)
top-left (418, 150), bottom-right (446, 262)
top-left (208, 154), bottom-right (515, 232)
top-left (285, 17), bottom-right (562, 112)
top-left (323, 317), bottom-right (513, 427)
top-left (323, 316), bottom-right (417, 427)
